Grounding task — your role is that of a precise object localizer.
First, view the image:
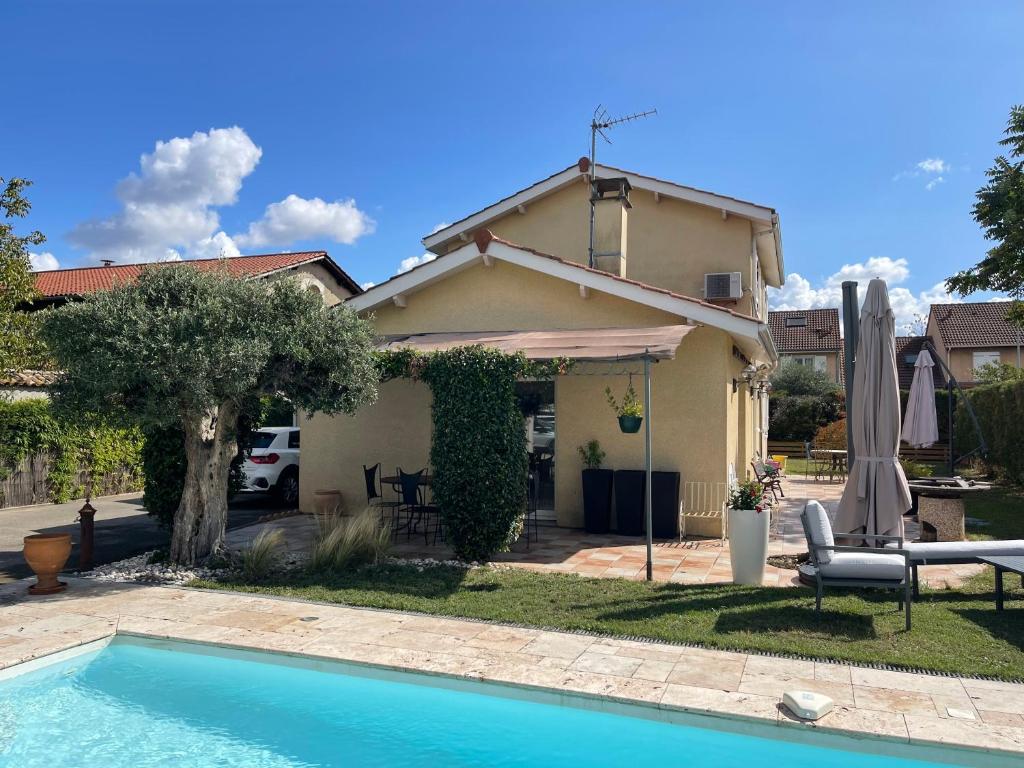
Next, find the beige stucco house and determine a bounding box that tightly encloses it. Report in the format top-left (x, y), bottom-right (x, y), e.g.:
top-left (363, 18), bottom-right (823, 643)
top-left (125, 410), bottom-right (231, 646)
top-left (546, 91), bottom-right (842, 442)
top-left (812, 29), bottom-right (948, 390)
top-left (926, 301), bottom-right (1023, 385)
top-left (767, 308), bottom-right (844, 384)
top-left (300, 160), bottom-right (784, 535)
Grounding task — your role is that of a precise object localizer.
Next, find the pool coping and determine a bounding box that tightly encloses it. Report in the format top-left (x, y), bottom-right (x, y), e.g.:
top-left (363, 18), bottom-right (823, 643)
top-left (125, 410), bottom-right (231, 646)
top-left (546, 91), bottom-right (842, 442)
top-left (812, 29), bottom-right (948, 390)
top-left (2, 578), bottom-right (1023, 764)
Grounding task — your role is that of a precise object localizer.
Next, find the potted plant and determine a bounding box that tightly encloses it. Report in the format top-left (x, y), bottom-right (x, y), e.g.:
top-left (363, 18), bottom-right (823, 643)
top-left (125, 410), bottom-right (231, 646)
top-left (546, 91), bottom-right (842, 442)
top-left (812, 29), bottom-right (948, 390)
top-left (726, 480), bottom-right (769, 585)
top-left (578, 440), bottom-right (613, 534)
top-left (605, 381), bottom-right (643, 433)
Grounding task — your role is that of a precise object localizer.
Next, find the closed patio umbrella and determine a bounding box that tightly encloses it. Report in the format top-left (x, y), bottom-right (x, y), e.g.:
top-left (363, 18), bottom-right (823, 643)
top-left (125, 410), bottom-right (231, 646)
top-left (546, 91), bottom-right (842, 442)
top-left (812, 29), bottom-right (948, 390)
top-left (902, 349), bottom-right (939, 449)
top-left (834, 279), bottom-right (913, 541)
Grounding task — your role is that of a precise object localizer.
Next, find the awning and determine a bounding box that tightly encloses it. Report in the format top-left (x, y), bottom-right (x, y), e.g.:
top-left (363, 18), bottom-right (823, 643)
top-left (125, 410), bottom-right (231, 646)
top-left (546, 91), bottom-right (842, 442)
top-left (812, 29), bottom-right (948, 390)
top-left (377, 325), bottom-right (696, 362)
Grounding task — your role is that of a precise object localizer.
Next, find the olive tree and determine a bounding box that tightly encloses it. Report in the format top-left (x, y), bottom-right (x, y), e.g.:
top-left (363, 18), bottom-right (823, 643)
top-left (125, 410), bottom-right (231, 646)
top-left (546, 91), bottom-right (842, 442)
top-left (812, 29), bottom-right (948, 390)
top-left (41, 265), bottom-right (378, 564)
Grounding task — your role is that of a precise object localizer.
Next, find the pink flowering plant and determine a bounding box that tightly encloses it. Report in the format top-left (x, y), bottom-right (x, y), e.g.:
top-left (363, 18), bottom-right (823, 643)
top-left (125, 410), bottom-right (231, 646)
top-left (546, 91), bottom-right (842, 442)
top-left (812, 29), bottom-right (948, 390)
top-left (727, 480), bottom-right (766, 512)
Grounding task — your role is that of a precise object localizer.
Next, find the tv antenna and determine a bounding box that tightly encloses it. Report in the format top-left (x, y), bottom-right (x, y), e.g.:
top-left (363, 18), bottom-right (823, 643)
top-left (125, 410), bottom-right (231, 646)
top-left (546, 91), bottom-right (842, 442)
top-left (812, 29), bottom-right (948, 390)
top-left (588, 105), bottom-right (657, 268)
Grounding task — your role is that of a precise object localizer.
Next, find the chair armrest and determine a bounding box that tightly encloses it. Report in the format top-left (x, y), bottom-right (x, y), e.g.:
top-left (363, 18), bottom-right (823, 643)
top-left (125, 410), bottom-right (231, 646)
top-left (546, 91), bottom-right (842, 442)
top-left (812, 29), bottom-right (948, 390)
top-left (812, 543), bottom-right (910, 562)
top-left (835, 532), bottom-right (904, 547)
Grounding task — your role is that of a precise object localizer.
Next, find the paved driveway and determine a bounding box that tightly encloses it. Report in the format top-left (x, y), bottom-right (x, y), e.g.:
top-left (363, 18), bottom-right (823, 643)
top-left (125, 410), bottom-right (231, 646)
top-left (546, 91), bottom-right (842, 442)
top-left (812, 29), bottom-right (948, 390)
top-left (0, 493), bottom-right (277, 582)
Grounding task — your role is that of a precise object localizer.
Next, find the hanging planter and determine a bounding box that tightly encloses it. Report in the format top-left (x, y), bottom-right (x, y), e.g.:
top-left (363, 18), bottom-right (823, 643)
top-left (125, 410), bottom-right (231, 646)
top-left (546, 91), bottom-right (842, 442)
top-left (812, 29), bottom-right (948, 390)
top-left (606, 376), bottom-right (643, 434)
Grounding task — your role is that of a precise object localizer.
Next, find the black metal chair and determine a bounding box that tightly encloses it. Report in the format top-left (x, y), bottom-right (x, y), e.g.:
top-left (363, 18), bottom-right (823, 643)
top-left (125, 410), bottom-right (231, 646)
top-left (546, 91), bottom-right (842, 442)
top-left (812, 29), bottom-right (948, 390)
top-left (521, 471), bottom-right (539, 548)
top-left (398, 468), bottom-right (442, 545)
top-left (364, 463), bottom-right (402, 528)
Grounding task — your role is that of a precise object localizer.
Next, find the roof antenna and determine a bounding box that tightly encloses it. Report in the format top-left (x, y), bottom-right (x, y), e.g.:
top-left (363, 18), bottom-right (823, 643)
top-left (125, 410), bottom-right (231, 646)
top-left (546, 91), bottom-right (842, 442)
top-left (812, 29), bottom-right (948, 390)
top-left (99, 259), bottom-right (114, 267)
top-left (588, 105), bottom-right (657, 268)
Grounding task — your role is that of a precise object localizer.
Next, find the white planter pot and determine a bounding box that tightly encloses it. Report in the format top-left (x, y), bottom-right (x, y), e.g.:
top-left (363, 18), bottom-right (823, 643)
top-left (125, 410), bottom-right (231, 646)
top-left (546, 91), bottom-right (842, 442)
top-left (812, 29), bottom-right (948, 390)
top-left (727, 508), bottom-right (770, 586)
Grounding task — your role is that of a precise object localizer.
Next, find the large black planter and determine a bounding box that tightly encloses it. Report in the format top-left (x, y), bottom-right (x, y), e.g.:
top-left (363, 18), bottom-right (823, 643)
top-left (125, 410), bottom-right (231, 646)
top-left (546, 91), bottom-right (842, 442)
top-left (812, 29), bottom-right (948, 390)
top-left (651, 471), bottom-right (681, 539)
top-left (614, 470), bottom-right (646, 536)
top-left (581, 469), bottom-right (613, 534)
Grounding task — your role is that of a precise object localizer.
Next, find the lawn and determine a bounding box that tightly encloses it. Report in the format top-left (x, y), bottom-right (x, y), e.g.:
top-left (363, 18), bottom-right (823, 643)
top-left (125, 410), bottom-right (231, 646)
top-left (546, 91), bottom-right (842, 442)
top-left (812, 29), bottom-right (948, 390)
top-left (191, 562), bottom-right (1024, 680)
top-left (965, 484), bottom-right (1024, 540)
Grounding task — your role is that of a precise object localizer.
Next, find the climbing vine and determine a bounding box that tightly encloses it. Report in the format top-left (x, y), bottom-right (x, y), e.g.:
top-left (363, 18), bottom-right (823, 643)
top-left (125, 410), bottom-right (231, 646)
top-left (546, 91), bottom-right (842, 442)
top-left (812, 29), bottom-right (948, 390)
top-left (377, 347), bottom-right (571, 561)
top-left (0, 398), bottom-right (143, 505)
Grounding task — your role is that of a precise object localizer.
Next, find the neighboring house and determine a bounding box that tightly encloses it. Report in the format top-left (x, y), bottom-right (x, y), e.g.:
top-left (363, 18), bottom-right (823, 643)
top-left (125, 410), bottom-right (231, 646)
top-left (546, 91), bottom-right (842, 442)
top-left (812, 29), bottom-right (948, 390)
top-left (926, 301), bottom-right (1024, 385)
top-left (0, 370), bottom-right (58, 401)
top-left (767, 308), bottom-right (843, 383)
top-left (894, 336), bottom-right (945, 390)
top-left (300, 159), bottom-right (784, 535)
top-left (27, 251), bottom-right (361, 309)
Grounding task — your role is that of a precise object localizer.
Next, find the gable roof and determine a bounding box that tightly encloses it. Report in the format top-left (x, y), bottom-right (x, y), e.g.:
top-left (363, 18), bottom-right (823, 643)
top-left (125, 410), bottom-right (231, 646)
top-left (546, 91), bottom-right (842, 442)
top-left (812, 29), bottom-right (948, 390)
top-left (32, 251), bottom-right (362, 300)
top-left (929, 301), bottom-right (1022, 348)
top-left (349, 230), bottom-right (777, 365)
top-left (894, 336), bottom-right (945, 390)
top-left (421, 160), bottom-right (784, 286)
top-left (768, 309), bottom-right (842, 353)
top-left (0, 370), bottom-right (59, 388)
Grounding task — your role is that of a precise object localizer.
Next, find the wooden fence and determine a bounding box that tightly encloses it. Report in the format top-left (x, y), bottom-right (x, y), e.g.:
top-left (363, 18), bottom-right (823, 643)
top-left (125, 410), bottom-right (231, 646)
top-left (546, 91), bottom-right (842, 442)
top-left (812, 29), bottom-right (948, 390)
top-left (766, 439), bottom-right (950, 464)
top-left (0, 451), bottom-right (143, 509)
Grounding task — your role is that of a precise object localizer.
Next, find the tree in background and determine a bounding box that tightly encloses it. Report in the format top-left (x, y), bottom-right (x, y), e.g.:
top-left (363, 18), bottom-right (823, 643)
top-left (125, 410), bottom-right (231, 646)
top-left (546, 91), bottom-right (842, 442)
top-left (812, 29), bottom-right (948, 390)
top-left (0, 178), bottom-right (45, 372)
top-left (947, 105), bottom-right (1024, 325)
top-left (973, 361), bottom-right (1024, 386)
top-left (768, 363), bottom-right (844, 441)
top-left (41, 266), bottom-right (379, 564)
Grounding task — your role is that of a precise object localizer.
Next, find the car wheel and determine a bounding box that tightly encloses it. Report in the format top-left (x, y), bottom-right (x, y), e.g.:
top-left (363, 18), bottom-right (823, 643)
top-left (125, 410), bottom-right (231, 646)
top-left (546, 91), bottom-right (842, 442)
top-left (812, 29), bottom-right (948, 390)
top-left (275, 470), bottom-right (299, 508)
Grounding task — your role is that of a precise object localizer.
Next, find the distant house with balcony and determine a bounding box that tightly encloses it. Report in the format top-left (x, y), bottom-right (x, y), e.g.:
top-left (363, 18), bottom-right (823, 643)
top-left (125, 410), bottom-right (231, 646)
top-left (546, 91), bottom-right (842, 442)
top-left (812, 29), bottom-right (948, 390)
top-left (926, 301), bottom-right (1023, 385)
top-left (767, 308), bottom-right (843, 384)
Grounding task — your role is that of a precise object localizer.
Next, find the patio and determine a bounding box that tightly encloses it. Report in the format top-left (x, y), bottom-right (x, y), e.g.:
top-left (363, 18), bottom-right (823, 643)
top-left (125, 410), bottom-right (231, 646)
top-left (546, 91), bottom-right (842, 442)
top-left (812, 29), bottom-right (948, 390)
top-left (227, 473), bottom-right (985, 589)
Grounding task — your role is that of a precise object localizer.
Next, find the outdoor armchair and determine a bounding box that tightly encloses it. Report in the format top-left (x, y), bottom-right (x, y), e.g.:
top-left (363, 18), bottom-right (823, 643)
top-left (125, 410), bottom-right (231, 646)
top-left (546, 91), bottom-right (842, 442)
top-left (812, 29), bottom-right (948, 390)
top-left (801, 501), bottom-right (913, 630)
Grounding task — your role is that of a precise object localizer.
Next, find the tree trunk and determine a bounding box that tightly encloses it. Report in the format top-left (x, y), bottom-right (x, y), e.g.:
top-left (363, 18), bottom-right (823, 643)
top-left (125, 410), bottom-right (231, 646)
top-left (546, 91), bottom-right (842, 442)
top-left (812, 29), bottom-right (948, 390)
top-left (169, 401), bottom-right (239, 565)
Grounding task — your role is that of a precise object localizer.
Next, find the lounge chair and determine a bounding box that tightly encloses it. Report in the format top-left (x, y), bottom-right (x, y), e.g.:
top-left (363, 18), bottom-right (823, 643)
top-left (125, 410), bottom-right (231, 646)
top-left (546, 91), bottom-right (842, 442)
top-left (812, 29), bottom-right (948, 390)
top-left (800, 501), bottom-right (912, 630)
top-left (898, 540), bottom-right (1024, 598)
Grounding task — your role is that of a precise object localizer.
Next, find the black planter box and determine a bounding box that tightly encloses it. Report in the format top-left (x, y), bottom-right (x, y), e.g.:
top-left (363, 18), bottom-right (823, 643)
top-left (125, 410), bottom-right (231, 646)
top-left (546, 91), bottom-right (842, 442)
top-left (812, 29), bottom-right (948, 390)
top-left (614, 470), bottom-right (646, 536)
top-left (581, 469), bottom-right (613, 534)
top-left (650, 471), bottom-right (681, 539)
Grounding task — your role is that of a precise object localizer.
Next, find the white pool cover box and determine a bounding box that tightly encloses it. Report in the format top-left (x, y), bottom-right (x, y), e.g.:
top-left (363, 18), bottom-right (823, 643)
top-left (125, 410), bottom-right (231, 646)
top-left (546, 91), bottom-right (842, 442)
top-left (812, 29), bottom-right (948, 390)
top-left (783, 690), bottom-right (834, 721)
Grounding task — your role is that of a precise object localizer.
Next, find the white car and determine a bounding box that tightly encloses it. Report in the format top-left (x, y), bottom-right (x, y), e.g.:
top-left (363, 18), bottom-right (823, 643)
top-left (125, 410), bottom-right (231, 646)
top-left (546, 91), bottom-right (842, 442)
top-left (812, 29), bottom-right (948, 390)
top-left (241, 427), bottom-right (300, 506)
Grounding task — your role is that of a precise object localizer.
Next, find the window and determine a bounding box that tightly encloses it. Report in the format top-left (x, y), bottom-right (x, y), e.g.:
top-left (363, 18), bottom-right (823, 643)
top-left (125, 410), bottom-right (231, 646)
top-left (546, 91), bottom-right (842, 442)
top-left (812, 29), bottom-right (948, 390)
top-left (904, 353), bottom-right (919, 365)
top-left (288, 431), bottom-right (300, 449)
top-left (972, 351), bottom-right (1001, 371)
top-left (784, 317), bottom-right (807, 328)
top-left (788, 355), bottom-right (827, 373)
top-left (247, 431), bottom-right (277, 450)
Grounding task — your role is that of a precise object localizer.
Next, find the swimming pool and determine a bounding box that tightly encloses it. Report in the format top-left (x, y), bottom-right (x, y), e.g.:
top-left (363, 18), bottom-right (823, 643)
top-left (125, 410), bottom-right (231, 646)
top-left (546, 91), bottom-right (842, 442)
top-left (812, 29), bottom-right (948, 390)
top-left (0, 636), bottom-right (1005, 767)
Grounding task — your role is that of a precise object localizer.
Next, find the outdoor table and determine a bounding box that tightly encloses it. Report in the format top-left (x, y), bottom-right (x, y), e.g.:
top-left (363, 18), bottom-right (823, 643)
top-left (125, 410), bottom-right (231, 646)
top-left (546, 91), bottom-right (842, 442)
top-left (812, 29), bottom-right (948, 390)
top-left (980, 556), bottom-right (1024, 610)
top-left (380, 473), bottom-right (432, 488)
top-left (811, 449), bottom-right (847, 481)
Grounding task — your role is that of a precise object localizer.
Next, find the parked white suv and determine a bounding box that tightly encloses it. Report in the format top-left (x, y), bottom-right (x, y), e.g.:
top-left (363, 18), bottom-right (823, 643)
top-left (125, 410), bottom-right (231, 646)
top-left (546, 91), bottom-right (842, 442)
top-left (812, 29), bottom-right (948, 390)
top-left (241, 427), bottom-right (300, 506)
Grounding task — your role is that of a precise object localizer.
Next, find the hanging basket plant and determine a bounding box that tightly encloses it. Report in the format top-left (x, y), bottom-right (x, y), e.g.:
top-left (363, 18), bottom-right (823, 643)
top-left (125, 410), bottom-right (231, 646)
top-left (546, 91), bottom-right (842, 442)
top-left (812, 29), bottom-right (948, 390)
top-left (606, 377), bottom-right (643, 433)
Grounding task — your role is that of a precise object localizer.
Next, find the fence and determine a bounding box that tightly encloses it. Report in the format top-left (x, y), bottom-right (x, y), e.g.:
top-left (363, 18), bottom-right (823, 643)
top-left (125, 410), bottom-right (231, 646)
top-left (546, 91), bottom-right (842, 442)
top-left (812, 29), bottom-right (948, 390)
top-left (766, 439), bottom-right (950, 464)
top-left (0, 451), bottom-right (143, 509)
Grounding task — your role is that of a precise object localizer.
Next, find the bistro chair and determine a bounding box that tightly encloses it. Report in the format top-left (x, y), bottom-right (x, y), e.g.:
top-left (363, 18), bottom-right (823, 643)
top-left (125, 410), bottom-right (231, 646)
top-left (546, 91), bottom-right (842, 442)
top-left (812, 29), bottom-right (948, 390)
top-left (364, 463), bottom-right (402, 528)
top-left (750, 459), bottom-right (784, 504)
top-left (398, 468), bottom-right (442, 545)
top-left (521, 471), bottom-right (540, 548)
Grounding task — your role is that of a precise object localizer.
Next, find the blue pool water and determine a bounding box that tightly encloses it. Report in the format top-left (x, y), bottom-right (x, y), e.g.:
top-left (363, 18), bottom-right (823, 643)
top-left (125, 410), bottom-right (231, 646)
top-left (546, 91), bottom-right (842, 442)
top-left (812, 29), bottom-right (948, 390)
top-left (0, 638), bottom-right (984, 767)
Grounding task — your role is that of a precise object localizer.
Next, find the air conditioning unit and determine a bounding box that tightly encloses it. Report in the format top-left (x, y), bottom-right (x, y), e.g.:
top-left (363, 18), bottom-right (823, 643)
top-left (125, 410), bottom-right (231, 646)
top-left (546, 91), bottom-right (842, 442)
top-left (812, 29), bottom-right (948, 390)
top-left (704, 272), bottom-right (743, 300)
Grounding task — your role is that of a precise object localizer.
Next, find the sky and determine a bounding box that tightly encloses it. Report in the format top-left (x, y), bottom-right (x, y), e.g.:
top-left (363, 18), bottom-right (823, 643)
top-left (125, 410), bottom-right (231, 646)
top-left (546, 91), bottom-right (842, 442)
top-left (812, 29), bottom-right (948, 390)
top-left (4, 1), bottom-right (1023, 333)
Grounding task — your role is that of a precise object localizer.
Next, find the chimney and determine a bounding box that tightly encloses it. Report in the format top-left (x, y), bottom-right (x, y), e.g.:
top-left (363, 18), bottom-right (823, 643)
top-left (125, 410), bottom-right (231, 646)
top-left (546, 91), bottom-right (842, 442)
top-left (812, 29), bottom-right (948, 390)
top-left (589, 176), bottom-right (631, 277)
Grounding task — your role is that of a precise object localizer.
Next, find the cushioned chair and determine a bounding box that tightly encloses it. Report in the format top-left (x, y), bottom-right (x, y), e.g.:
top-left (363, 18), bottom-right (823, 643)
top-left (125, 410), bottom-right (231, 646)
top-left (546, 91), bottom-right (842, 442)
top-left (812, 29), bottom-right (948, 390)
top-left (800, 501), bottom-right (913, 630)
top-left (897, 539), bottom-right (1024, 599)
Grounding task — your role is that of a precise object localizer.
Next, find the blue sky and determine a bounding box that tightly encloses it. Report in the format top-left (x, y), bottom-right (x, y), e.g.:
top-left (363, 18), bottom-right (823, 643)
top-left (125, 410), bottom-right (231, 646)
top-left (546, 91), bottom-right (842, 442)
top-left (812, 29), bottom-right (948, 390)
top-left (4, 1), bottom-right (1022, 331)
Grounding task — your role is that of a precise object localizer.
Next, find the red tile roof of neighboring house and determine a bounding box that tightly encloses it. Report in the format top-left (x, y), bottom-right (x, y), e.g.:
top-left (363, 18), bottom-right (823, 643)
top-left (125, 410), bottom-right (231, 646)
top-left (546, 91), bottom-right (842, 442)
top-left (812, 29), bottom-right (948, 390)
top-left (32, 251), bottom-right (361, 300)
top-left (929, 301), bottom-right (1023, 348)
top-left (0, 370), bottom-right (60, 388)
top-left (894, 336), bottom-right (945, 390)
top-left (767, 309), bottom-right (842, 353)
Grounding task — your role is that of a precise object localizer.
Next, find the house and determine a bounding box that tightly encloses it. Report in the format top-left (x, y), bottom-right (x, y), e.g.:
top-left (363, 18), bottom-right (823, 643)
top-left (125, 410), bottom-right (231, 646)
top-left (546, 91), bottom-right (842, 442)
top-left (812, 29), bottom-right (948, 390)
top-left (27, 251), bottom-right (361, 309)
top-left (926, 301), bottom-right (1023, 385)
top-left (767, 308), bottom-right (843, 383)
top-left (0, 370), bottom-right (58, 401)
top-left (300, 159), bottom-right (784, 535)
top-left (894, 336), bottom-right (945, 390)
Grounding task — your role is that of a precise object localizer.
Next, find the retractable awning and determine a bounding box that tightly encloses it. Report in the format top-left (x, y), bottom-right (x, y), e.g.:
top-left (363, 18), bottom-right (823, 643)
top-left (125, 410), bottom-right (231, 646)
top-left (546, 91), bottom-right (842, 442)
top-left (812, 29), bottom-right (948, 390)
top-left (377, 325), bottom-right (696, 362)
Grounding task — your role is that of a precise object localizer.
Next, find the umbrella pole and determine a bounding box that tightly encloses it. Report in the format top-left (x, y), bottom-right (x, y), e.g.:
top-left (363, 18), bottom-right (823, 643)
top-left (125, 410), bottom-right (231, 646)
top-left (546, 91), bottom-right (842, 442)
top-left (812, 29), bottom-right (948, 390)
top-left (841, 281), bottom-right (859, 464)
top-left (644, 354), bottom-right (653, 582)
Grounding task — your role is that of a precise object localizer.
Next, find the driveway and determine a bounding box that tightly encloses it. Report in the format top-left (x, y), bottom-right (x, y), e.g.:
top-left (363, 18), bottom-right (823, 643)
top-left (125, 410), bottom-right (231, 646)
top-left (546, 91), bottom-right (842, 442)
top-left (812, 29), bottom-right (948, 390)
top-left (0, 493), bottom-right (278, 583)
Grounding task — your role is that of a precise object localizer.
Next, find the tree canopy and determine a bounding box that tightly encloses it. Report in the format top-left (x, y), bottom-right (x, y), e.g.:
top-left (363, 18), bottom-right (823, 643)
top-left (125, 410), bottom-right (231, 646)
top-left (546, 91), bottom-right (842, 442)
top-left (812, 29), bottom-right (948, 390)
top-left (947, 105), bottom-right (1024, 325)
top-left (40, 265), bottom-right (379, 563)
top-left (769, 362), bottom-right (841, 397)
top-left (0, 177), bottom-right (44, 372)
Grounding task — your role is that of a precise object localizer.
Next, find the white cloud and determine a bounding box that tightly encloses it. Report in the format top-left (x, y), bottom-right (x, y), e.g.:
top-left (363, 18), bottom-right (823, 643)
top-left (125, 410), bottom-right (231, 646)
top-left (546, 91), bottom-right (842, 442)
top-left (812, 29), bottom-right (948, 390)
top-left (397, 253), bottom-right (437, 274)
top-left (429, 221), bottom-right (450, 234)
top-left (190, 231), bottom-right (241, 260)
top-left (769, 256), bottom-right (958, 334)
top-left (925, 176), bottom-right (945, 191)
top-left (235, 194), bottom-right (374, 249)
top-left (917, 158), bottom-right (949, 174)
top-left (360, 281), bottom-right (376, 290)
top-left (28, 251), bottom-right (59, 271)
top-left (68, 127), bottom-right (262, 264)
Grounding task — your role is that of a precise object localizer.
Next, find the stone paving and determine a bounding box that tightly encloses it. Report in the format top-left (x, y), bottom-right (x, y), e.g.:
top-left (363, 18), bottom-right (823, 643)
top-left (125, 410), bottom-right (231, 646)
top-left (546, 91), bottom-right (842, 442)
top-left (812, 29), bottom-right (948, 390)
top-left (1, 578), bottom-right (1022, 760)
top-left (229, 474), bottom-right (984, 588)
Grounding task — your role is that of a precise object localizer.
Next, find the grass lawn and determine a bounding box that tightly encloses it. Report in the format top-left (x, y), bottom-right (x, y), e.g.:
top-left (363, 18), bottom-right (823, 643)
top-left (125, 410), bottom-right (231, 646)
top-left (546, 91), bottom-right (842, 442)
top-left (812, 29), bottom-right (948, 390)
top-left (191, 563), bottom-right (1024, 680)
top-left (965, 484), bottom-right (1024, 540)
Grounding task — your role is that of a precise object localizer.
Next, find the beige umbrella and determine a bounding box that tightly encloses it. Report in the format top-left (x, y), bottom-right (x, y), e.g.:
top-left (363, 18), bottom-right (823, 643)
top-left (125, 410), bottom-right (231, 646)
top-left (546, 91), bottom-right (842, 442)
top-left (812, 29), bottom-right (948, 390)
top-left (834, 279), bottom-right (913, 541)
top-left (902, 349), bottom-right (939, 448)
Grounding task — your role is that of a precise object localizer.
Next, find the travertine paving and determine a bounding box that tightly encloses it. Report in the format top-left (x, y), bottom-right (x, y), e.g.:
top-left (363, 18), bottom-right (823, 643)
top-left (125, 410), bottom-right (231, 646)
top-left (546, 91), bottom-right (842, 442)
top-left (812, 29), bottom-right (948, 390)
top-left (1, 578), bottom-right (1022, 760)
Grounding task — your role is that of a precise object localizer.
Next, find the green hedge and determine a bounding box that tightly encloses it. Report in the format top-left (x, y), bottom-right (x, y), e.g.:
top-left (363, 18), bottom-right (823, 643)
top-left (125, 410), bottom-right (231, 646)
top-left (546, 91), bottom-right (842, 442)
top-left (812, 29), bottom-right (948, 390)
top-left (0, 398), bottom-right (143, 504)
top-left (956, 379), bottom-right (1024, 482)
top-left (768, 394), bottom-right (844, 441)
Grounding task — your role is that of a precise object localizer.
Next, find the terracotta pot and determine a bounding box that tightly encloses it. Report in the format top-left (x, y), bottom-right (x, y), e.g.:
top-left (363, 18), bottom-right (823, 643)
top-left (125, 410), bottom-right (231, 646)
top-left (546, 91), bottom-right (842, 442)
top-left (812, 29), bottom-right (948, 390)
top-left (312, 489), bottom-right (342, 518)
top-left (23, 533), bottom-right (72, 595)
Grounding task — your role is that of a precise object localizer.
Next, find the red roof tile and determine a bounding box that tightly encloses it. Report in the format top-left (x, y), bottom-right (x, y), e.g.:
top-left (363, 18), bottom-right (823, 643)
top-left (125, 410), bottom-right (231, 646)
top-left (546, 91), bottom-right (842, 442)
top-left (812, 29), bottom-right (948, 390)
top-left (33, 252), bottom-right (361, 299)
top-left (0, 370), bottom-right (60, 388)
top-left (767, 309), bottom-right (842, 353)
top-left (929, 301), bottom-right (1023, 348)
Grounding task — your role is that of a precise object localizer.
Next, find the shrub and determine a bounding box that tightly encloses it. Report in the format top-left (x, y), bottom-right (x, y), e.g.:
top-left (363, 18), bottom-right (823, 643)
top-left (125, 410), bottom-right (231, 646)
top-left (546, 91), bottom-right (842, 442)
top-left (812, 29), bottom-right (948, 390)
top-left (240, 528), bottom-right (284, 581)
top-left (769, 393), bottom-right (844, 441)
top-left (310, 508), bottom-right (390, 572)
top-left (770, 365), bottom-right (841, 397)
top-left (577, 440), bottom-right (606, 469)
top-left (956, 378), bottom-right (1024, 482)
top-left (814, 418), bottom-right (847, 449)
top-left (899, 457), bottom-right (934, 479)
